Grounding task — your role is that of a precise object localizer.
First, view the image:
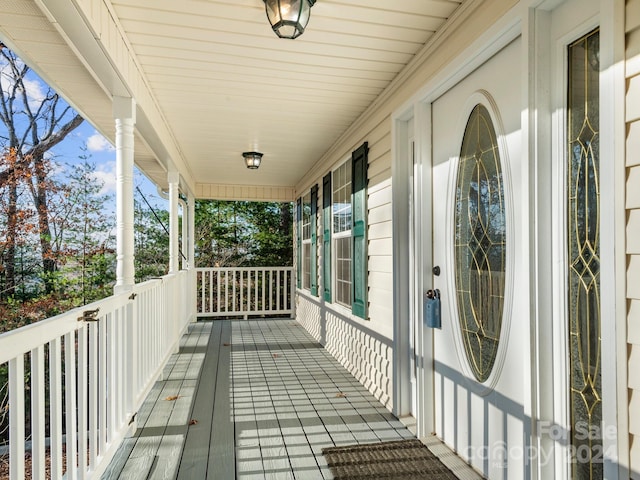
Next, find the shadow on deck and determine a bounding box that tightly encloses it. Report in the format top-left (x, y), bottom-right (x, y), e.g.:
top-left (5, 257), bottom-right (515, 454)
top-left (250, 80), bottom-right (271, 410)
top-left (101, 319), bottom-right (479, 480)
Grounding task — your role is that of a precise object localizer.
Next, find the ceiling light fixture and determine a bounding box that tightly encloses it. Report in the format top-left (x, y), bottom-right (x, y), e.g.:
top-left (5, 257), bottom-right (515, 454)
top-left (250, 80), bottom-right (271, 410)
top-left (242, 151), bottom-right (263, 169)
top-left (263, 0), bottom-right (316, 39)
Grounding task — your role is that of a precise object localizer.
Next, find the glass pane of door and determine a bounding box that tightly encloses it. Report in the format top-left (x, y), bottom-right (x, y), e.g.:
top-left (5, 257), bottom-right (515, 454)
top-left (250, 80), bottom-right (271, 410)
top-left (567, 28), bottom-right (601, 480)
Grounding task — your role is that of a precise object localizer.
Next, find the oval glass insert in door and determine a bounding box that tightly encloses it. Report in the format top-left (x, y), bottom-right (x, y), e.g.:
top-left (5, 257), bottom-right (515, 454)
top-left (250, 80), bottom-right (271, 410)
top-left (454, 104), bottom-right (506, 383)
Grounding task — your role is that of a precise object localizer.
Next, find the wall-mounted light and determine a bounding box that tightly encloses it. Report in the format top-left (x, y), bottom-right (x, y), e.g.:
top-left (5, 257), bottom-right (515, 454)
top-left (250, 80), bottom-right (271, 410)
top-left (263, 0), bottom-right (316, 39)
top-left (242, 151), bottom-right (263, 169)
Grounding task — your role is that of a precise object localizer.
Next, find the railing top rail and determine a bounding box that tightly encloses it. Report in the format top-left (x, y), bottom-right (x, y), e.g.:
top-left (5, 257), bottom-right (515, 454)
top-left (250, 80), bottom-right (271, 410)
top-left (195, 266), bottom-right (293, 272)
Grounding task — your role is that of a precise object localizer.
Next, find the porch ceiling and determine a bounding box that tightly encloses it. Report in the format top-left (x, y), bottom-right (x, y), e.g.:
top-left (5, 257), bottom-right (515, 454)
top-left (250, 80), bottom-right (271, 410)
top-left (1, 0), bottom-right (464, 195)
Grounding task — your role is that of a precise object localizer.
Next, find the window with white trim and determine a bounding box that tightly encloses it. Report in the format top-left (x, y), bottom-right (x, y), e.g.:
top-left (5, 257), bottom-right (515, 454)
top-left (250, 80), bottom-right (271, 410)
top-left (301, 191), bottom-right (312, 290)
top-left (332, 158), bottom-right (352, 308)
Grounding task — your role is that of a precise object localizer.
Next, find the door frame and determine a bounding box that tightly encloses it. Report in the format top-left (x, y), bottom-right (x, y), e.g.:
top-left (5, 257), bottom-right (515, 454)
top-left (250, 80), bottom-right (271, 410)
top-left (541, 1), bottom-right (627, 478)
top-left (391, 0), bottom-right (627, 478)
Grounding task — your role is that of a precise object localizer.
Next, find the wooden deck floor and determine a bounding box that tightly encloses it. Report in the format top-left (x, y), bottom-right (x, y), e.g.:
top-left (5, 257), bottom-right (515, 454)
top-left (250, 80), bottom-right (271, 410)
top-left (102, 319), bottom-right (481, 480)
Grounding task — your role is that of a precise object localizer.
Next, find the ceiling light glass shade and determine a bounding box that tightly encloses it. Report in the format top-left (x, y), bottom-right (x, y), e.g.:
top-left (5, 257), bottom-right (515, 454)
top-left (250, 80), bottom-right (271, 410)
top-left (242, 151), bottom-right (263, 169)
top-left (264, 0), bottom-right (316, 39)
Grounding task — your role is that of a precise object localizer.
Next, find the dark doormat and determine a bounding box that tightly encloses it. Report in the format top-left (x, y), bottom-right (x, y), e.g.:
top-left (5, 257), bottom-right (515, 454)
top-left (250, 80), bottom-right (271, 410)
top-left (322, 439), bottom-right (459, 479)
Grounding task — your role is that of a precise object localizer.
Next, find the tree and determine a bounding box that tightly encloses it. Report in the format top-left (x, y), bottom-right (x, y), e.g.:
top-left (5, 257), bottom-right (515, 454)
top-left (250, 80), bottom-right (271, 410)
top-left (0, 42), bottom-right (84, 294)
top-left (134, 190), bottom-right (170, 282)
top-left (0, 148), bottom-right (38, 300)
top-left (195, 200), bottom-right (293, 268)
top-left (53, 151), bottom-right (115, 305)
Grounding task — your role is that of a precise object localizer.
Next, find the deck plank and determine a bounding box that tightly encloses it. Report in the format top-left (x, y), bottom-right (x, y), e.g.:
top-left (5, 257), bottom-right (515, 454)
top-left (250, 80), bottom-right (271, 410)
top-left (206, 321), bottom-right (235, 478)
top-left (104, 319), bottom-right (481, 480)
top-left (175, 321), bottom-right (223, 479)
top-left (102, 323), bottom-right (211, 480)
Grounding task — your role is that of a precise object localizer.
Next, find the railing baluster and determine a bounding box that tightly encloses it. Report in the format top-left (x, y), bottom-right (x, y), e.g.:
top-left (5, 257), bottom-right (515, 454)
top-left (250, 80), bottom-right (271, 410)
top-left (277, 270), bottom-right (281, 312)
top-left (9, 355), bottom-right (25, 480)
top-left (208, 269), bottom-right (213, 314)
top-left (31, 345), bottom-right (45, 480)
top-left (64, 331), bottom-right (78, 480)
top-left (254, 270), bottom-right (258, 313)
top-left (89, 323), bottom-right (98, 469)
top-left (99, 315), bottom-right (107, 454)
top-left (239, 270), bottom-right (244, 315)
top-left (78, 326), bottom-right (88, 479)
top-left (224, 270), bottom-right (229, 313)
top-left (49, 338), bottom-right (63, 479)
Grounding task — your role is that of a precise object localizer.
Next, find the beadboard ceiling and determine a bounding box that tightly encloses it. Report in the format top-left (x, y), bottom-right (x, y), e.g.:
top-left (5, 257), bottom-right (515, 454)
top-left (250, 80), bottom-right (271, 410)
top-left (1, 0), bottom-right (464, 194)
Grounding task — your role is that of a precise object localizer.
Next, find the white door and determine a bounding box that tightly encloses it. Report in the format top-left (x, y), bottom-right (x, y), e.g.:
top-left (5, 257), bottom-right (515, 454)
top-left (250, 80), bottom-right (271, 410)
top-left (430, 37), bottom-right (526, 480)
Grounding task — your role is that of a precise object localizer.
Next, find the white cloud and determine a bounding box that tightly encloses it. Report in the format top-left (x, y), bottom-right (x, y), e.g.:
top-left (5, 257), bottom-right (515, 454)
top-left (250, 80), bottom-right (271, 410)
top-left (87, 132), bottom-right (114, 152)
top-left (91, 160), bottom-right (117, 195)
top-left (22, 77), bottom-right (46, 106)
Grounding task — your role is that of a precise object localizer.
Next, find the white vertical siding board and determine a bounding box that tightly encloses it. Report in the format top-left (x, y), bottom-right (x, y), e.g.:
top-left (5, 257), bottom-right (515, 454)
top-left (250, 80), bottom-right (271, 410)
top-left (9, 355), bottom-right (25, 480)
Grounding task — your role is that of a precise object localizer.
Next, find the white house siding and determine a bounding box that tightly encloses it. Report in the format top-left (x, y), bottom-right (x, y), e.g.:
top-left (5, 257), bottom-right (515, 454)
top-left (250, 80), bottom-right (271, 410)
top-left (295, 0), bottom-right (517, 411)
top-left (627, 0), bottom-right (640, 476)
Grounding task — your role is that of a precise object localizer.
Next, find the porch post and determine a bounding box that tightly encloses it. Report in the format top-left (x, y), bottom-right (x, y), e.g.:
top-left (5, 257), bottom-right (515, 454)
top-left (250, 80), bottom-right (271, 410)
top-left (188, 192), bottom-right (197, 321)
top-left (180, 198), bottom-right (188, 270)
top-left (113, 96), bottom-right (136, 293)
top-left (168, 171), bottom-right (180, 274)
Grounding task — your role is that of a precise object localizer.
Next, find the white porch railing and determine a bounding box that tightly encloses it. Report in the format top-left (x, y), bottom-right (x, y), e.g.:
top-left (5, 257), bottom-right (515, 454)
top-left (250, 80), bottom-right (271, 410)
top-left (0, 270), bottom-right (193, 480)
top-left (196, 267), bottom-right (294, 318)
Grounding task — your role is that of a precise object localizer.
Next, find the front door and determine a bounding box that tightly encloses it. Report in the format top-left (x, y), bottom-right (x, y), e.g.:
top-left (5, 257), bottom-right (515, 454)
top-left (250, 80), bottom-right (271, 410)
top-left (430, 37), bottom-right (526, 479)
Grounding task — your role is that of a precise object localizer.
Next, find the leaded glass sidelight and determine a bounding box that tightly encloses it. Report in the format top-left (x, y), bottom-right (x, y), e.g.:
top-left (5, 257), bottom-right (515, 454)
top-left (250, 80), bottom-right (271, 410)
top-left (568, 29), bottom-right (601, 480)
top-left (454, 104), bottom-right (506, 383)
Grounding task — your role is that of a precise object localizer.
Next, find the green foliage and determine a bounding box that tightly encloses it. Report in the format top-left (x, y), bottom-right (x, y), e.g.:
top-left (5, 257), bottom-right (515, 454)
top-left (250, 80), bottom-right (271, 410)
top-left (53, 153), bottom-right (116, 305)
top-left (195, 200), bottom-right (293, 267)
top-left (134, 194), bottom-right (170, 282)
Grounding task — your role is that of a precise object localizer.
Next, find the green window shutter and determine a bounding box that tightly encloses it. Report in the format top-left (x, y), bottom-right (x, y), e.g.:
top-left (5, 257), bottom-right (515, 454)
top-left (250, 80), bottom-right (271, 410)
top-left (310, 184), bottom-right (318, 296)
top-left (322, 173), bottom-right (332, 302)
top-left (296, 197), bottom-right (302, 289)
top-left (351, 142), bottom-right (368, 318)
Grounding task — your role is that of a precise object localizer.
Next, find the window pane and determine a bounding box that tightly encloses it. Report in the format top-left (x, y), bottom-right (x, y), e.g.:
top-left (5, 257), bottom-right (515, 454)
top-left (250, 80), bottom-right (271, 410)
top-left (303, 243), bottom-right (311, 290)
top-left (302, 192), bottom-right (312, 240)
top-left (333, 159), bottom-right (352, 234)
top-left (454, 103), bottom-right (506, 383)
top-left (335, 236), bottom-right (351, 307)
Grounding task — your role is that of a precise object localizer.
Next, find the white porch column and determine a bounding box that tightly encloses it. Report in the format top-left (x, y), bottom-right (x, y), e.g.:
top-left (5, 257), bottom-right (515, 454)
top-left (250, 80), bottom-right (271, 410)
top-left (188, 192), bottom-right (195, 269)
top-left (113, 97), bottom-right (136, 293)
top-left (168, 171), bottom-right (180, 274)
top-left (188, 192), bottom-right (196, 322)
